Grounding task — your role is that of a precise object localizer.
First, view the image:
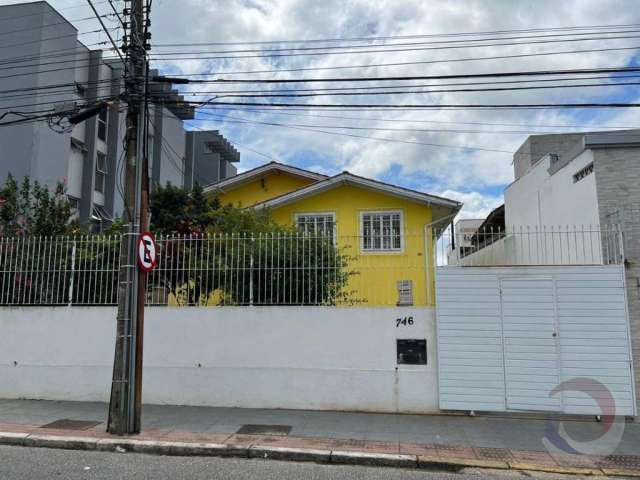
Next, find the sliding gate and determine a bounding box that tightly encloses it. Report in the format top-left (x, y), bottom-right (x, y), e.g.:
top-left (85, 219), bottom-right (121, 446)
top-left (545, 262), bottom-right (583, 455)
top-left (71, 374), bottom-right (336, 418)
top-left (436, 266), bottom-right (636, 416)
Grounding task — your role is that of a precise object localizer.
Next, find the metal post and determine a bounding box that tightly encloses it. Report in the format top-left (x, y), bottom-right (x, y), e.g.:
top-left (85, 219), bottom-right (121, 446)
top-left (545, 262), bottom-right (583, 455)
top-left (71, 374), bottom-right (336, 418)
top-left (68, 240), bottom-right (76, 306)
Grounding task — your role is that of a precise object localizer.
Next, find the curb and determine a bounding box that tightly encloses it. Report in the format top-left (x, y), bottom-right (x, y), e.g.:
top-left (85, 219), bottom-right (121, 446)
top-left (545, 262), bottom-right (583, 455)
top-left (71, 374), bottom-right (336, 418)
top-left (331, 450), bottom-right (418, 468)
top-left (249, 445), bottom-right (331, 463)
top-left (1, 431), bottom-right (637, 477)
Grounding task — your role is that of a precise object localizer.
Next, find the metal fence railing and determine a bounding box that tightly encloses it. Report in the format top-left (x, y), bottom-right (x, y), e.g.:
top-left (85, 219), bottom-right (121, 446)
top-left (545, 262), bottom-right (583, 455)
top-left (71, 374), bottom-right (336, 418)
top-left (0, 235), bottom-right (120, 306)
top-left (0, 232), bottom-right (429, 307)
top-left (438, 225), bottom-right (624, 267)
top-left (0, 226), bottom-right (625, 307)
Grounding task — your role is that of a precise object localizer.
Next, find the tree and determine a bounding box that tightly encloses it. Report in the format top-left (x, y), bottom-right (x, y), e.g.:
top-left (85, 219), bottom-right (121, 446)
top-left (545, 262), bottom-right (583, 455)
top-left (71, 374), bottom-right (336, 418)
top-left (147, 184), bottom-right (359, 306)
top-left (150, 182), bottom-right (220, 235)
top-left (0, 175), bottom-right (73, 237)
top-left (0, 175), bottom-right (79, 304)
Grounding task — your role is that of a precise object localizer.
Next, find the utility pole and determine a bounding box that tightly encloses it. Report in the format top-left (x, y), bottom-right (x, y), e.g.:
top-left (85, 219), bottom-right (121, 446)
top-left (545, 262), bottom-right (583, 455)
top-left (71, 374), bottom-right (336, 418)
top-left (107, 0), bottom-right (150, 435)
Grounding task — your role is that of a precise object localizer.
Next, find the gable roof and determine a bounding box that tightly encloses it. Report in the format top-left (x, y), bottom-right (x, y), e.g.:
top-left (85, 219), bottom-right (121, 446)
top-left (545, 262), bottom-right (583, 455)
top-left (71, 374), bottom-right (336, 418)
top-left (253, 171), bottom-right (462, 211)
top-left (203, 161), bottom-right (327, 194)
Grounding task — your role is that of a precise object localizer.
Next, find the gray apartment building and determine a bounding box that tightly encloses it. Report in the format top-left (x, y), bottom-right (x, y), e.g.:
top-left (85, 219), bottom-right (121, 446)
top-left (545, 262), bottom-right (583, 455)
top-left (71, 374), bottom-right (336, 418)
top-left (185, 130), bottom-right (239, 189)
top-left (0, 1), bottom-right (238, 229)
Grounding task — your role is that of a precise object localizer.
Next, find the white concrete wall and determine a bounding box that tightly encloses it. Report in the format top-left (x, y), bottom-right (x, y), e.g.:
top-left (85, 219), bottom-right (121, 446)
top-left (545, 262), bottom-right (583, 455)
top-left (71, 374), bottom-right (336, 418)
top-left (0, 306), bottom-right (438, 413)
top-left (505, 150), bottom-right (600, 228)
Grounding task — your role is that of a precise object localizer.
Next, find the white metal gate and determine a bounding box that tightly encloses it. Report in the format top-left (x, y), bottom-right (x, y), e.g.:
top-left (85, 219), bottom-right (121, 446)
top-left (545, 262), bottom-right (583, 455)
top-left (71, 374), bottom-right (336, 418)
top-left (436, 266), bottom-right (636, 416)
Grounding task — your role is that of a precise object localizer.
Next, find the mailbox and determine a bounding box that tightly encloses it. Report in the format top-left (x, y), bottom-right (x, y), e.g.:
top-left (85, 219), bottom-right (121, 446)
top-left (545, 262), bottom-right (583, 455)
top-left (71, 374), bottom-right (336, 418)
top-left (397, 339), bottom-right (427, 365)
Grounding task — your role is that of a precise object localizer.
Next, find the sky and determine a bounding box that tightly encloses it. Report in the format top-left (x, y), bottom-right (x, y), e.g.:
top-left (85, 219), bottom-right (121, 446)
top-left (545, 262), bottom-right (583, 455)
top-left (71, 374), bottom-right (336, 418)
top-left (5, 0), bottom-right (640, 219)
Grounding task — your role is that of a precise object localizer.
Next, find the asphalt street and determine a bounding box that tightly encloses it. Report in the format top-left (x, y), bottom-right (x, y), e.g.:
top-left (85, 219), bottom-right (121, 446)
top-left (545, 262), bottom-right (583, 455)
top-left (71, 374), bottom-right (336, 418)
top-left (0, 446), bottom-right (615, 480)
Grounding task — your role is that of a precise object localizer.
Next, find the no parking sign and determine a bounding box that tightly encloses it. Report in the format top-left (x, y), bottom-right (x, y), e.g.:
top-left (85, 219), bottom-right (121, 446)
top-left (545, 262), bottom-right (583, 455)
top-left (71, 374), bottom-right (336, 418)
top-left (137, 231), bottom-right (157, 272)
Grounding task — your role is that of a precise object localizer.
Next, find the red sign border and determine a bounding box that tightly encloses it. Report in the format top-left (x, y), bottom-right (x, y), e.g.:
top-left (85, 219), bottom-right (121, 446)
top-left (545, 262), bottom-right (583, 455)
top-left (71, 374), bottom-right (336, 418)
top-left (137, 231), bottom-right (157, 273)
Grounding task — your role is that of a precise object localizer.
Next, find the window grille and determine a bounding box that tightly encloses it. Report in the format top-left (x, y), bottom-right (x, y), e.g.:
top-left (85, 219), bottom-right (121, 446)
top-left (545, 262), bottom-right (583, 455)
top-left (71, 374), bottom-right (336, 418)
top-left (361, 211), bottom-right (402, 252)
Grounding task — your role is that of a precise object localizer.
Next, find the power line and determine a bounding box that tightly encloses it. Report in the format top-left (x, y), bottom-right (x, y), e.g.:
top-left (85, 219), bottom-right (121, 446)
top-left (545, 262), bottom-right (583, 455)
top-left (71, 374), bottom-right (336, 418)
top-left (0, 28), bottom-right (117, 51)
top-left (164, 66), bottom-right (640, 84)
top-left (195, 111), bottom-right (640, 136)
top-left (0, 14), bottom-right (116, 39)
top-left (149, 29), bottom-right (640, 55)
top-left (157, 73), bottom-right (640, 95)
top-left (0, 42), bottom-right (113, 67)
top-left (208, 106), bottom-right (640, 130)
top-left (147, 34), bottom-right (640, 62)
top-left (190, 111), bottom-right (517, 153)
top-left (0, 0), bottom-right (116, 23)
top-left (154, 45), bottom-right (640, 77)
top-left (0, 78), bottom-right (115, 96)
top-left (174, 100), bottom-right (640, 110)
top-left (0, 55), bottom-right (123, 81)
top-left (153, 22), bottom-right (640, 46)
top-left (166, 80), bottom-right (640, 100)
top-left (10, 40), bottom-right (638, 80)
top-left (0, 94), bottom-right (120, 112)
top-left (87, 0), bottom-right (125, 64)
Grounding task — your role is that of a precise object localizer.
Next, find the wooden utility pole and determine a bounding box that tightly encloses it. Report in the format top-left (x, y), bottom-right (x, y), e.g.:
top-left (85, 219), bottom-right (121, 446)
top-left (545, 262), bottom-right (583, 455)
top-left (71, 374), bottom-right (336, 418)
top-left (107, 0), bottom-right (149, 435)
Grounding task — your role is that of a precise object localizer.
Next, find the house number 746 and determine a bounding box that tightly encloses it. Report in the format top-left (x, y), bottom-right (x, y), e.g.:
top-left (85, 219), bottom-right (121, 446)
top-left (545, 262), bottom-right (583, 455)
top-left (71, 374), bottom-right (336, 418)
top-left (396, 316), bottom-right (414, 327)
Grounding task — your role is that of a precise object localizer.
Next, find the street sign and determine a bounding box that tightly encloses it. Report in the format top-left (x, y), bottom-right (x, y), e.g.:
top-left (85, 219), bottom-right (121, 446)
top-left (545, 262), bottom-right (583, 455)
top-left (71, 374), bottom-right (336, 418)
top-left (137, 231), bottom-right (157, 272)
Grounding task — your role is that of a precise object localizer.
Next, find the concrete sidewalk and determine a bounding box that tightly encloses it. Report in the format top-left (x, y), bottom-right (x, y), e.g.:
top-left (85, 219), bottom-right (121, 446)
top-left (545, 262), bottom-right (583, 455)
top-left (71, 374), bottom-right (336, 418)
top-left (0, 400), bottom-right (639, 475)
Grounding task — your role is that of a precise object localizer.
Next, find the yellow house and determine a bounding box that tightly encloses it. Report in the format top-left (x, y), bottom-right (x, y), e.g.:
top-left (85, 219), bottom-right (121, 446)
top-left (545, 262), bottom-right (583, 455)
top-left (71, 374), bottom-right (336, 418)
top-left (204, 162), bottom-right (461, 307)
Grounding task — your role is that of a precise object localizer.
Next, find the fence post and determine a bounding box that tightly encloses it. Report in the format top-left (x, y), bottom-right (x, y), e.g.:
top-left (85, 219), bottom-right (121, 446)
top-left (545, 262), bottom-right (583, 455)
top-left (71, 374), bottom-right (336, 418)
top-left (617, 224), bottom-right (625, 265)
top-left (68, 239), bottom-right (77, 306)
top-left (249, 235), bottom-right (254, 306)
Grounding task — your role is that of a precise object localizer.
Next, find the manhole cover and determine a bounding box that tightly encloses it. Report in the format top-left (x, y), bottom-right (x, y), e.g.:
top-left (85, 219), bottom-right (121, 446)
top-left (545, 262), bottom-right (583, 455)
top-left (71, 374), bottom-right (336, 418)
top-left (236, 424), bottom-right (292, 436)
top-left (41, 419), bottom-right (101, 431)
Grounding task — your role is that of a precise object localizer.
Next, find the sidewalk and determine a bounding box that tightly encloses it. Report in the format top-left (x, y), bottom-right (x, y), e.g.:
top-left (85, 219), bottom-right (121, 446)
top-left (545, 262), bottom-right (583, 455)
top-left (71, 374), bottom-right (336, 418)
top-left (1, 399), bottom-right (639, 475)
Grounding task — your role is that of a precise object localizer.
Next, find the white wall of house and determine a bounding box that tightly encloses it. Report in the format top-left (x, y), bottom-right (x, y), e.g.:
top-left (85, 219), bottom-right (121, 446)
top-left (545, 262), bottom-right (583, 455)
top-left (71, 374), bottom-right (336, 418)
top-left (0, 306), bottom-right (438, 413)
top-left (505, 150), bottom-right (600, 229)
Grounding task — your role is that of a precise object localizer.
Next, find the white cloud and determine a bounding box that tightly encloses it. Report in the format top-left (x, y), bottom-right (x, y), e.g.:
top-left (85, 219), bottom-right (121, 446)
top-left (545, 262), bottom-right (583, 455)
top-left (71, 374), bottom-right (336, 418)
top-left (438, 189), bottom-right (503, 220)
top-left (20, 0), bottom-right (640, 213)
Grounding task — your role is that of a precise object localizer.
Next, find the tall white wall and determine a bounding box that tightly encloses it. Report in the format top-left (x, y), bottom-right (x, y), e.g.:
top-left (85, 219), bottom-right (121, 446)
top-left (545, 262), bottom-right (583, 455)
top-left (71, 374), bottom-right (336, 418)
top-left (505, 150), bottom-right (600, 228)
top-left (0, 306), bottom-right (438, 413)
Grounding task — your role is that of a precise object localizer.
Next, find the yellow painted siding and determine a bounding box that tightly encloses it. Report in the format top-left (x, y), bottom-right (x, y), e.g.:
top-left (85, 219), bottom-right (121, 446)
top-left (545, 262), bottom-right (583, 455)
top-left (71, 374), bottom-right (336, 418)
top-left (270, 185), bottom-right (435, 307)
top-left (215, 172), bottom-right (316, 207)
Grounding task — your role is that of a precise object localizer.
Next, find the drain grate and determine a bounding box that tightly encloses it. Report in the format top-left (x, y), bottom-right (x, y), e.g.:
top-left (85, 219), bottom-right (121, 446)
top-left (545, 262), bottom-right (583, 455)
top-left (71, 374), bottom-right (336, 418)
top-left (599, 455), bottom-right (640, 469)
top-left (41, 419), bottom-right (101, 431)
top-left (236, 424), bottom-right (292, 436)
top-left (474, 447), bottom-right (514, 461)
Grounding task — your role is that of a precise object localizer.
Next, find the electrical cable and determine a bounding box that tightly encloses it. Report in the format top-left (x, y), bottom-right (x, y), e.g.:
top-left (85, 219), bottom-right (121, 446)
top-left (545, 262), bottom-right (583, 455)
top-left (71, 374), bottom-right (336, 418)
top-left (163, 80), bottom-right (640, 100)
top-left (86, 0), bottom-right (125, 64)
top-left (153, 22), bottom-right (640, 46)
top-left (147, 34), bottom-right (640, 62)
top-left (207, 105), bottom-right (640, 130)
top-left (0, 14), bottom-right (116, 39)
top-left (193, 110), bottom-right (640, 136)
top-left (190, 111), bottom-right (516, 154)
top-left (171, 100), bottom-right (640, 110)
top-left (164, 66), bottom-right (640, 84)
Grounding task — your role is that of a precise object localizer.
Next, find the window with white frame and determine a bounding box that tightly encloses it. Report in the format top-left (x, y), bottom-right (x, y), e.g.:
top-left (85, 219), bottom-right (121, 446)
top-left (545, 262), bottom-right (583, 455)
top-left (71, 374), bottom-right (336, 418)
top-left (295, 213), bottom-right (336, 240)
top-left (95, 152), bottom-right (107, 193)
top-left (361, 211), bottom-right (403, 252)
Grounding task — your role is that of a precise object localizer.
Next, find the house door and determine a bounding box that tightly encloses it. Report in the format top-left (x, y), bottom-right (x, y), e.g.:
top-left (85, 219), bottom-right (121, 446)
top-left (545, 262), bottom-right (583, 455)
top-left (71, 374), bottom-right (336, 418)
top-left (500, 277), bottom-right (562, 412)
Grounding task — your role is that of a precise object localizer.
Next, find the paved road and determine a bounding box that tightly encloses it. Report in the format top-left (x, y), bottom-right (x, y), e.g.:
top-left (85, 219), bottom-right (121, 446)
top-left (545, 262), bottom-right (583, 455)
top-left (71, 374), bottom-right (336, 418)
top-left (0, 446), bottom-right (611, 480)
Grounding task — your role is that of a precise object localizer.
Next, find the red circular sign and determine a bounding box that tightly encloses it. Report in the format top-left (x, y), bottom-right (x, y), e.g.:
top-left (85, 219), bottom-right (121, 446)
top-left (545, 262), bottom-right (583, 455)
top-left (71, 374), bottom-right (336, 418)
top-left (137, 231), bottom-right (157, 273)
